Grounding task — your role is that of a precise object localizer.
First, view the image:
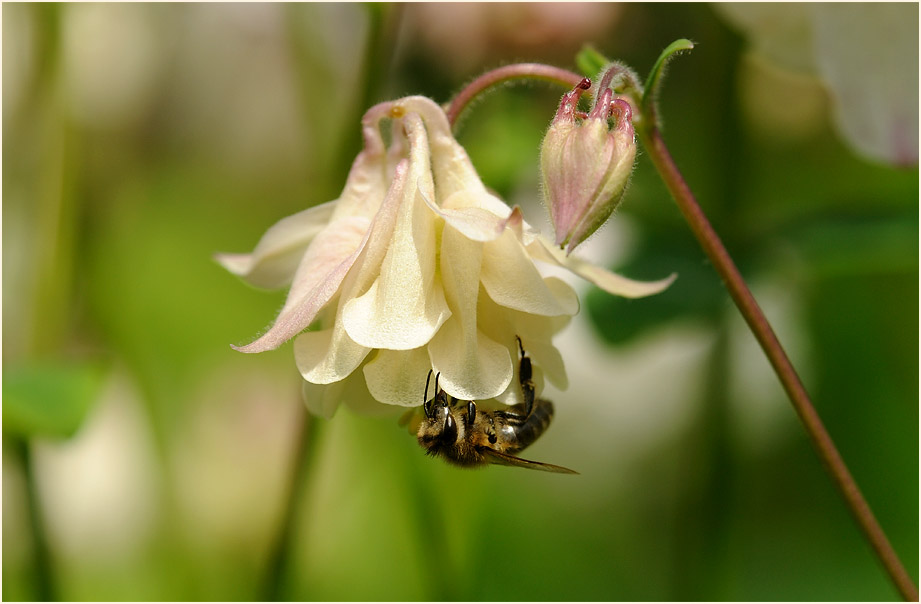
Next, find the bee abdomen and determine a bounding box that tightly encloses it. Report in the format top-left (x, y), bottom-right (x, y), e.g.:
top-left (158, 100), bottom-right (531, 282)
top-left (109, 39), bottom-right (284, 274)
top-left (503, 398), bottom-right (555, 452)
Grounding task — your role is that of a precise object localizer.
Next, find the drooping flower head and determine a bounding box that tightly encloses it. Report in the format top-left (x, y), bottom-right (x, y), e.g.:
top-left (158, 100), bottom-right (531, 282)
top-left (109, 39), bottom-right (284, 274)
top-left (218, 96), bottom-right (673, 418)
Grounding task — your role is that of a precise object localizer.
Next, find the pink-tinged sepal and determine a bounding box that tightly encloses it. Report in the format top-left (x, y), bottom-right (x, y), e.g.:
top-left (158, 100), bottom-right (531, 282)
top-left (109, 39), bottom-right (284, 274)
top-left (540, 79), bottom-right (637, 255)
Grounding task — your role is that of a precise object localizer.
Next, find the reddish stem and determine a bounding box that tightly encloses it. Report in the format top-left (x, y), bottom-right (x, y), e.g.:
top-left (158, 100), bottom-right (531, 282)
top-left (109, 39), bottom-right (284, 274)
top-left (639, 124), bottom-right (919, 603)
top-left (446, 62), bottom-right (918, 602)
top-left (445, 63), bottom-right (583, 125)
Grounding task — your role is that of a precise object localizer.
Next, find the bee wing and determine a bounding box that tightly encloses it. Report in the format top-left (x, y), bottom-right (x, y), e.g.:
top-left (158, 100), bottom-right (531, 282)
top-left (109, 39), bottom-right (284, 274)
top-left (483, 449), bottom-right (579, 474)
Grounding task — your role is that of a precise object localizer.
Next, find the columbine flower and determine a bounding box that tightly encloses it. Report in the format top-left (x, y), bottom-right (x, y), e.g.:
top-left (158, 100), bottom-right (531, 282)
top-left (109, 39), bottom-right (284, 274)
top-left (541, 78), bottom-right (637, 254)
top-left (217, 96), bottom-right (673, 418)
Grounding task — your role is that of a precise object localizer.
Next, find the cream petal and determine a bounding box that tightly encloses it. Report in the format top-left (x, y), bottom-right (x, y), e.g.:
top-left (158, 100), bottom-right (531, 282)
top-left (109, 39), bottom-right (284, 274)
top-left (439, 220), bottom-right (483, 315)
top-left (281, 215), bottom-right (371, 317)
top-left (527, 236), bottom-right (677, 298)
top-left (427, 225), bottom-right (512, 401)
top-left (506, 310), bottom-right (570, 391)
top-left (431, 140), bottom-right (488, 200)
top-left (443, 188), bottom-right (514, 214)
top-left (421, 185), bottom-right (524, 243)
top-left (342, 114), bottom-right (451, 350)
top-left (344, 369), bottom-right (402, 416)
top-left (466, 302), bottom-right (555, 409)
top-left (481, 230), bottom-right (580, 317)
top-left (477, 291), bottom-right (570, 393)
top-left (429, 317), bottom-right (513, 402)
top-left (544, 276), bottom-right (581, 317)
top-left (301, 377), bottom-right (346, 419)
top-left (231, 216), bottom-right (368, 354)
top-left (294, 323), bottom-right (370, 385)
top-left (398, 97), bottom-right (492, 201)
top-left (215, 200), bottom-right (336, 290)
top-left (329, 115), bottom-right (391, 220)
top-left (301, 371), bottom-right (388, 419)
top-left (339, 159), bottom-right (410, 299)
top-left (330, 149), bottom-right (389, 221)
top-left (342, 276), bottom-right (449, 351)
top-left (233, 160), bottom-right (411, 353)
top-left (215, 253), bottom-right (252, 278)
top-left (362, 347), bottom-right (433, 407)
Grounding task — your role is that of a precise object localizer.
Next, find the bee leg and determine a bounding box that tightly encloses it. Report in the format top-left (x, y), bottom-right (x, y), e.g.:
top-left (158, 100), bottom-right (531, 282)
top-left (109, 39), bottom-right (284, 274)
top-left (516, 336), bottom-right (535, 419)
top-left (423, 370), bottom-right (435, 418)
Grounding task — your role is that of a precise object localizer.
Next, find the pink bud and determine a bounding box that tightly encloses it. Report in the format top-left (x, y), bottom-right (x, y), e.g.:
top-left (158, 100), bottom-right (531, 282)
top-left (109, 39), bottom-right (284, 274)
top-left (540, 79), bottom-right (636, 254)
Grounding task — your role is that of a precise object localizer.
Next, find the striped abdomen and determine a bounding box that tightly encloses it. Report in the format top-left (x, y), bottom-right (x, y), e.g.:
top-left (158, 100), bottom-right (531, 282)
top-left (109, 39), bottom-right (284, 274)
top-left (495, 397), bottom-right (555, 454)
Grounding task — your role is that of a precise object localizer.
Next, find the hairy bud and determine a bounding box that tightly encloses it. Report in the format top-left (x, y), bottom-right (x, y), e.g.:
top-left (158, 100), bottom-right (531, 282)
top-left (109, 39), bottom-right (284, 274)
top-left (540, 78), bottom-right (636, 254)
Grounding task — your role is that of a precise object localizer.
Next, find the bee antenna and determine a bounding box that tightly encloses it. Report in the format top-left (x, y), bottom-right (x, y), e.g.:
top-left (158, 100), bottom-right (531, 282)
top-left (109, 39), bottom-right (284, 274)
top-left (434, 372), bottom-right (441, 394)
top-left (516, 335), bottom-right (525, 357)
top-left (424, 369), bottom-right (434, 403)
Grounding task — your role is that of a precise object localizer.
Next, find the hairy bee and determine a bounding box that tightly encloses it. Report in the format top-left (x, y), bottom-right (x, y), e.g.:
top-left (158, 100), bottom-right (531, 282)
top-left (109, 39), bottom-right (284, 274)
top-left (413, 337), bottom-right (577, 474)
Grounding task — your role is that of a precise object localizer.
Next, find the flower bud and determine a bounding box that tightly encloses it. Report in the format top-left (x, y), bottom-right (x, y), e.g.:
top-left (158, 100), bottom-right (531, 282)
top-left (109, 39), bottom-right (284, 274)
top-left (540, 78), bottom-right (636, 254)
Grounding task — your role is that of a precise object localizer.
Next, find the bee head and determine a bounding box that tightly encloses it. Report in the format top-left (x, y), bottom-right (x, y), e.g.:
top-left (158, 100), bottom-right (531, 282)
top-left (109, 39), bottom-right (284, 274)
top-left (417, 372), bottom-right (460, 452)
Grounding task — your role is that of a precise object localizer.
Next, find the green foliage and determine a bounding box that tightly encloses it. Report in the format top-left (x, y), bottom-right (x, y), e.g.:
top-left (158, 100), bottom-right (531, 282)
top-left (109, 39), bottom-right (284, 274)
top-left (575, 44), bottom-right (610, 79)
top-left (3, 362), bottom-right (106, 439)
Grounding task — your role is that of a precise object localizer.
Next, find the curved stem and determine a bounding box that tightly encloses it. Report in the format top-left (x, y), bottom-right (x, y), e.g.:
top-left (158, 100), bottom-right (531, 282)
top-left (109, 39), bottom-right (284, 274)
top-left (261, 410), bottom-right (320, 601)
top-left (445, 63), bottom-right (582, 126)
top-left (447, 61), bottom-right (917, 601)
top-left (14, 438), bottom-right (55, 601)
top-left (638, 123), bottom-right (918, 602)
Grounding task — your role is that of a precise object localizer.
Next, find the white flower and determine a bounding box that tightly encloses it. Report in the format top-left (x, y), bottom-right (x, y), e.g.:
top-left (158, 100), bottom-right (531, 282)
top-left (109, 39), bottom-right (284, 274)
top-left (715, 3), bottom-right (918, 166)
top-left (217, 96), bottom-right (675, 418)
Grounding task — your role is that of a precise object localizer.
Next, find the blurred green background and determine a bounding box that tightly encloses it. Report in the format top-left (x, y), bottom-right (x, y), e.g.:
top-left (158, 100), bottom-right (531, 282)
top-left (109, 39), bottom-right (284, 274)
top-left (3, 3), bottom-right (917, 601)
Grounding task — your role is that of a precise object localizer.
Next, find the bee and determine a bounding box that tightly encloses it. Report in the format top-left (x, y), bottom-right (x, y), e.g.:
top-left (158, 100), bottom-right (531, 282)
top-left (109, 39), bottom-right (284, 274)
top-left (412, 337), bottom-right (577, 474)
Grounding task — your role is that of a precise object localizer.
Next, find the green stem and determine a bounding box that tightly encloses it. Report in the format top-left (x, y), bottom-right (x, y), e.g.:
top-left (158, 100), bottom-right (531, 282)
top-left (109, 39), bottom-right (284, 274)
top-left (14, 438), bottom-right (56, 601)
top-left (671, 325), bottom-right (734, 599)
top-left (401, 461), bottom-right (459, 600)
top-left (637, 123), bottom-right (918, 603)
top-left (446, 62), bottom-right (918, 602)
top-left (331, 3), bottom-right (404, 187)
top-left (261, 411), bottom-right (320, 601)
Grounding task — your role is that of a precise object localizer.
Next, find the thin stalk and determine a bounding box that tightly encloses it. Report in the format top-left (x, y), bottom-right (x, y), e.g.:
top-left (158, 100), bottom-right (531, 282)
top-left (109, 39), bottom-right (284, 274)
top-left (446, 62), bottom-right (918, 602)
top-left (638, 123), bottom-right (918, 602)
top-left (261, 410), bottom-right (320, 601)
top-left (14, 438), bottom-right (56, 601)
top-left (400, 455), bottom-right (460, 600)
top-left (331, 3), bottom-right (404, 186)
top-left (671, 325), bottom-right (734, 600)
top-left (445, 63), bottom-right (583, 125)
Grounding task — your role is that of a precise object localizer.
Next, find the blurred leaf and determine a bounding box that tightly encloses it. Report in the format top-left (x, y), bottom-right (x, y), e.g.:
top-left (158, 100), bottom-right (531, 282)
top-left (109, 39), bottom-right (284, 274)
top-left (3, 361), bottom-right (106, 439)
top-left (576, 44), bottom-right (610, 78)
top-left (811, 4), bottom-right (919, 165)
top-left (786, 213), bottom-right (918, 277)
top-left (717, 3), bottom-right (919, 165)
top-left (586, 237), bottom-right (726, 343)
